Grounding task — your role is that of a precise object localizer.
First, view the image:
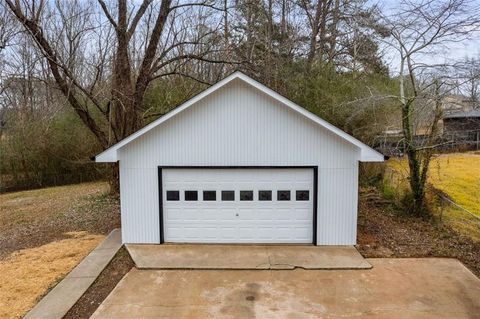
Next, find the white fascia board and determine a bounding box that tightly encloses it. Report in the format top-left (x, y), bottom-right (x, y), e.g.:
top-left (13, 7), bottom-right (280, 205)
top-left (360, 152), bottom-right (386, 162)
top-left (95, 151), bottom-right (118, 162)
top-left (95, 71), bottom-right (384, 163)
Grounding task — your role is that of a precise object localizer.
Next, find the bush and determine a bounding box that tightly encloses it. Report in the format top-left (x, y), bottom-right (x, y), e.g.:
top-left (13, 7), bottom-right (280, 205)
top-left (359, 162), bottom-right (386, 187)
top-left (0, 109), bottom-right (106, 192)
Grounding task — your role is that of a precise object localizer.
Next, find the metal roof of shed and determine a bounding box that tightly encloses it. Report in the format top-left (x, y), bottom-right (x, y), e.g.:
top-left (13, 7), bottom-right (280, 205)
top-left (443, 109), bottom-right (480, 119)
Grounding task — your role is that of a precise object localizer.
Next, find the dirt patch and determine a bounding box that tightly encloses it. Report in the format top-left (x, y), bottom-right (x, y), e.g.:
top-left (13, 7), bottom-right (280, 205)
top-left (64, 246), bottom-right (134, 319)
top-left (0, 182), bottom-right (120, 259)
top-left (0, 232), bottom-right (104, 319)
top-left (0, 182), bottom-right (120, 318)
top-left (357, 187), bottom-right (480, 278)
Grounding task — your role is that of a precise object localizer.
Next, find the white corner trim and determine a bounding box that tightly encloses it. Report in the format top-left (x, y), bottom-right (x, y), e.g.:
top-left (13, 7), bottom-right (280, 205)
top-left (95, 71), bottom-right (384, 163)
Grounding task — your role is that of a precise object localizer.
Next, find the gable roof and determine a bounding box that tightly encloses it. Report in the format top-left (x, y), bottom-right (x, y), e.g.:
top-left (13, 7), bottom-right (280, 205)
top-left (95, 71), bottom-right (384, 162)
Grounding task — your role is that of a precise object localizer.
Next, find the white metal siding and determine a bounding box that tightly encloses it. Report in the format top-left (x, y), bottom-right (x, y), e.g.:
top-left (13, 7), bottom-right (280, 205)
top-left (118, 79), bottom-right (361, 245)
top-left (119, 167), bottom-right (159, 244)
top-left (317, 164), bottom-right (359, 245)
top-left (120, 80), bottom-right (357, 169)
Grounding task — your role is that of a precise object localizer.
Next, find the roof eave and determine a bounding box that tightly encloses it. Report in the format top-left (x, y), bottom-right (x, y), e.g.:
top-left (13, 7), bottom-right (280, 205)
top-left (95, 150), bottom-right (118, 162)
top-left (359, 149), bottom-right (385, 162)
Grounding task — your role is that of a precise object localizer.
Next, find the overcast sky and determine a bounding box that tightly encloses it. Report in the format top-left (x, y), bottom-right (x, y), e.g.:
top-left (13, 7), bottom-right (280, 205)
top-left (374, 0), bottom-right (480, 74)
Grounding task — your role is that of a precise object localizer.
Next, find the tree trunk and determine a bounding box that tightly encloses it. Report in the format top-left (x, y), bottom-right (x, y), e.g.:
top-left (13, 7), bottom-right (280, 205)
top-left (327, 0), bottom-right (340, 65)
top-left (306, 1), bottom-right (323, 70)
top-left (224, 0), bottom-right (229, 45)
top-left (109, 162), bottom-right (120, 196)
top-left (402, 99), bottom-right (426, 216)
top-left (110, 0), bottom-right (137, 142)
top-left (406, 149), bottom-right (425, 216)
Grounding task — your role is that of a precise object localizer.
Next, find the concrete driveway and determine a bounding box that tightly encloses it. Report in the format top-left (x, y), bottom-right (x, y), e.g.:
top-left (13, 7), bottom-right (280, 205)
top-left (126, 244), bottom-right (372, 269)
top-left (91, 258), bottom-right (480, 319)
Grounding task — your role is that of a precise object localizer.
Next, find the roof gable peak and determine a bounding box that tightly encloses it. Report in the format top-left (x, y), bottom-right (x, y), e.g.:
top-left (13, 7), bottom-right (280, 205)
top-left (95, 71), bottom-right (384, 162)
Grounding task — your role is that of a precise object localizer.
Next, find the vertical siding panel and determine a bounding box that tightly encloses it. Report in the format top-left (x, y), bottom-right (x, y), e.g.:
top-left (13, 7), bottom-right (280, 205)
top-left (120, 167), bottom-right (159, 243)
top-left (316, 167), bottom-right (358, 245)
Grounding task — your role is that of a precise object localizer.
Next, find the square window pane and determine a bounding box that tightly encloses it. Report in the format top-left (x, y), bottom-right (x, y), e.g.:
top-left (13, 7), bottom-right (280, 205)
top-left (185, 190), bottom-right (198, 201)
top-left (221, 190), bottom-right (235, 201)
top-left (203, 190), bottom-right (216, 201)
top-left (166, 190), bottom-right (180, 201)
top-left (277, 190), bottom-right (290, 201)
top-left (240, 190), bottom-right (253, 201)
top-left (296, 190), bottom-right (310, 201)
top-left (259, 190), bottom-right (272, 201)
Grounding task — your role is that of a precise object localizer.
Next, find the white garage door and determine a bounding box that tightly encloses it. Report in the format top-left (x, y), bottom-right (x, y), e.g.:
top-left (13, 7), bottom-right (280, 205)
top-left (162, 168), bottom-right (314, 243)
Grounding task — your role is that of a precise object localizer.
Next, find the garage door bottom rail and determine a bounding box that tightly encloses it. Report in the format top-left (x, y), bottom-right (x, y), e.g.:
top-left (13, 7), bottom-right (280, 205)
top-left (125, 244), bottom-right (372, 270)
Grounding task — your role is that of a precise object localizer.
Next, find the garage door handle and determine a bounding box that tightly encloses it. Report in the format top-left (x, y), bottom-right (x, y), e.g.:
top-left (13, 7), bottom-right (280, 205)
top-left (235, 213), bottom-right (239, 217)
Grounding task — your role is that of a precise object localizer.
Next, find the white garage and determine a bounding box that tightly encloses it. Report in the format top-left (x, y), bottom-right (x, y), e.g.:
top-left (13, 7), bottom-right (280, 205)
top-left (95, 71), bottom-right (384, 246)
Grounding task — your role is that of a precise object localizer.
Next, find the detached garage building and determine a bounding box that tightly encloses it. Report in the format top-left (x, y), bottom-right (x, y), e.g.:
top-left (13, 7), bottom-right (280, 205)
top-left (95, 71), bottom-right (384, 245)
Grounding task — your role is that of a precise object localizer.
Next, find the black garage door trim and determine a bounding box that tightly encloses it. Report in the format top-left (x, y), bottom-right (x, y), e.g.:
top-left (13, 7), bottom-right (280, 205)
top-left (158, 166), bottom-right (318, 245)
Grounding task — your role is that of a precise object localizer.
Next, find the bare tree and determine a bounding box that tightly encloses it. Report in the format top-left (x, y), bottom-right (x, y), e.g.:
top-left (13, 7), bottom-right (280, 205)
top-left (297, 0), bottom-right (386, 73)
top-left (4, 0), bottom-right (227, 192)
top-left (463, 57), bottom-right (480, 104)
top-left (0, 4), bottom-right (17, 52)
top-left (298, 0), bottom-right (332, 70)
top-left (381, 0), bottom-right (480, 215)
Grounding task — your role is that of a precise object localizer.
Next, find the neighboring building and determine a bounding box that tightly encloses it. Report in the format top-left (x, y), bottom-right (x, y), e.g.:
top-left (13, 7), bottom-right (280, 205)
top-left (376, 95), bottom-right (478, 155)
top-left (441, 94), bottom-right (475, 114)
top-left (95, 72), bottom-right (384, 245)
top-left (443, 109), bottom-right (480, 149)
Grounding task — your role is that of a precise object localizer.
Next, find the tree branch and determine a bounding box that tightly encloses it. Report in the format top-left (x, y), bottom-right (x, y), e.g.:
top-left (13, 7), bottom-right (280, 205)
top-left (97, 0), bottom-right (118, 29)
top-left (127, 0), bottom-right (152, 39)
top-left (5, 0), bottom-right (109, 148)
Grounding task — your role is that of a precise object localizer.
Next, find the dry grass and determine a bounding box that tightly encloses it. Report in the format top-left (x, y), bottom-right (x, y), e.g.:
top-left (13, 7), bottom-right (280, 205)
top-left (386, 152), bottom-right (480, 241)
top-left (0, 231), bottom-right (104, 319)
top-left (387, 152), bottom-right (480, 215)
top-left (0, 182), bottom-right (109, 231)
top-left (428, 153), bottom-right (480, 215)
top-left (0, 182), bottom-right (119, 318)
top-left (0, 182), bottom-right (119, 259)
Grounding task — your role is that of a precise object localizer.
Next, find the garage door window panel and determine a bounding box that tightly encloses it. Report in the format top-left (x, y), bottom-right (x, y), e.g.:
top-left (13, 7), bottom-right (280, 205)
top-left (166, 191), bottom-right (180, 201)
top-left (259, 190), bottom-right (272, 201)
top-left (240, 191), bottom-right (254, 201)
top-left (185, 191), bottom-right (198, 201)
top-left (221, 190), bottom-right (235, 201)
top-left (203, 191), bottom-right (216, 201)
top-left (277, 190), bottom-right (291, 201)
top-left (296, 190), bottom-right (310, 201)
